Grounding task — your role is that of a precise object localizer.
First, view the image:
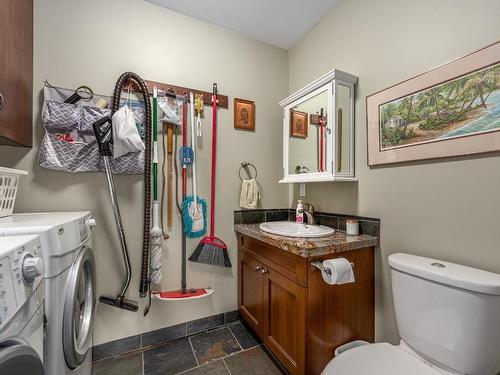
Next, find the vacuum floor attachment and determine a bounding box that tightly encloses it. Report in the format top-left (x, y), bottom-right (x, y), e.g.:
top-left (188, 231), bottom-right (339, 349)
top-left (93, 116), bottom-right (139, 312)
top-left (99, 295), bottom-right (139, 312)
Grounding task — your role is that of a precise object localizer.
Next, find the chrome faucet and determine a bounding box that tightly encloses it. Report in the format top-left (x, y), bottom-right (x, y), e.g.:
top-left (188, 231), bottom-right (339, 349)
top-left (300, 203), bottom-right (316, 225)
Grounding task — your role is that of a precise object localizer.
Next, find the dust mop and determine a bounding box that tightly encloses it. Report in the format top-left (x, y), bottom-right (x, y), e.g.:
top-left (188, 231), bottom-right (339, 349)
top-left (182, 92), bottom-right (207, 238)
top-left (152, 94), bottom-right (213, 301)
top-left (189, 84), bottom-right (231, 268)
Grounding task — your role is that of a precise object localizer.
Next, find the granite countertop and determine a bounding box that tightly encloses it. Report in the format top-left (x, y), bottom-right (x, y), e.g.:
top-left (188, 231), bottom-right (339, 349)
top-left (234, 223), bottom-right (379, 258)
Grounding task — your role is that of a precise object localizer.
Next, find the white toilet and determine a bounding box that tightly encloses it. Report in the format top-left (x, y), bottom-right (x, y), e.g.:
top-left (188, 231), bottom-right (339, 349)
top-left (322, 252), bottom-right (500, 375)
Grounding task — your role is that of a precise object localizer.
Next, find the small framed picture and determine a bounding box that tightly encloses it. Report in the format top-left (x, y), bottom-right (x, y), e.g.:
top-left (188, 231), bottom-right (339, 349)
top-left (234, 98), bottom-right (255, 131)
top-left (290, 110), bottom-right (308, 138)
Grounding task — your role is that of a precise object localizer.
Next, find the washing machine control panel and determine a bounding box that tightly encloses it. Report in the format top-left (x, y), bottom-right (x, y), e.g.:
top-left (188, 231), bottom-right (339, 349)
top-left (0, 256), bottom-right (16, 325)
top-left (0, 235), bottom-right (44, 327)
top-left (51, 214), bottom-right (93, 252)
top-left (78, 215), bottom-right (95, 244)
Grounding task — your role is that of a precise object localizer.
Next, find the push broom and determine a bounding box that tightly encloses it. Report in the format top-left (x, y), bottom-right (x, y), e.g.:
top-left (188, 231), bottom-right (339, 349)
top-left (189, 84), bottom-right (231, 268)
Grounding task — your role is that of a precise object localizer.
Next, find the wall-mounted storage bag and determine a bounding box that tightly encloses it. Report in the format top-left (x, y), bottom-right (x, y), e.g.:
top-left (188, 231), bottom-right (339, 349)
top-left (39, 85), bottom-right (145, 174)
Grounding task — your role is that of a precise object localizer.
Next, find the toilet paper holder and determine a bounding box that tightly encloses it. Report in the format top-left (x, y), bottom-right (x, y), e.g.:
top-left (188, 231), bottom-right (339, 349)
top-left (310, 259), bottom-right (354, 276)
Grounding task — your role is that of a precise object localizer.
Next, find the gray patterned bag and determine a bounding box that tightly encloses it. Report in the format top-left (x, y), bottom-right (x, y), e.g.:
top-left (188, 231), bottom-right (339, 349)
top-left (39, 85), bottom-right (145, 174)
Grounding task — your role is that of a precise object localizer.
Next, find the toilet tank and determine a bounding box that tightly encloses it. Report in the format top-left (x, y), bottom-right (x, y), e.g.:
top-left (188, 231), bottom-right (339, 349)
top-left (389, 253), bottom-right (500, 375)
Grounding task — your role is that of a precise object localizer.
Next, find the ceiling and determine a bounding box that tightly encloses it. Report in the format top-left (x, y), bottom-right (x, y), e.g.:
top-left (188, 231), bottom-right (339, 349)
top-left (146, 0), bottom-right (342, 50)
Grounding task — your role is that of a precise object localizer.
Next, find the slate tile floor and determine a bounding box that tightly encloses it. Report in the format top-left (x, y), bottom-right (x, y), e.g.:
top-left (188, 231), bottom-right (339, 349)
top-left (91, 322), bottom-right (286, 375)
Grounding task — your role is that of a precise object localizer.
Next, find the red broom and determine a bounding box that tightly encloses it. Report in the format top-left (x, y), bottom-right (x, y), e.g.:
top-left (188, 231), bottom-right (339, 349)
top-left (189, 83), bottom-right (231, 267)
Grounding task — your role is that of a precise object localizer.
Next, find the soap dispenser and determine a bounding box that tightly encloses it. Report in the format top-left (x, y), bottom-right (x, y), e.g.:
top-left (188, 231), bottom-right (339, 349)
top-left (296, 200), bottom-right (304, 224)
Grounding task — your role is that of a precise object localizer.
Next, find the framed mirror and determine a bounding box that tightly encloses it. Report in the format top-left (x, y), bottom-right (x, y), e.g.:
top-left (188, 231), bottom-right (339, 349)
top-left (279, 69), bottom-right (357, 183)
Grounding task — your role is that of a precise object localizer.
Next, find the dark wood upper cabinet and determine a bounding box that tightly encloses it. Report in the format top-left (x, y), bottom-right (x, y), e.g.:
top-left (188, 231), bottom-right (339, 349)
top-left (0, 0), bottom-right (33, 147)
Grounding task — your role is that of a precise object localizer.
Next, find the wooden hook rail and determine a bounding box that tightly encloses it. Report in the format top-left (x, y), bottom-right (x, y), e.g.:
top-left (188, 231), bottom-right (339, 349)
top-left (124, 78), bottom-right (228, 109)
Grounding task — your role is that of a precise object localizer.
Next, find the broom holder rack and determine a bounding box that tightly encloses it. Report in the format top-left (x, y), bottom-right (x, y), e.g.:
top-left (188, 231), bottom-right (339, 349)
top-left (124, 78), bottom-right (229, 108)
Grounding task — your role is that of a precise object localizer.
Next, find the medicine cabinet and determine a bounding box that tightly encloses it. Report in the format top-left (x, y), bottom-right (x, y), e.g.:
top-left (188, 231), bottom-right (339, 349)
top-left (279, 69), bottom-right (357, 183)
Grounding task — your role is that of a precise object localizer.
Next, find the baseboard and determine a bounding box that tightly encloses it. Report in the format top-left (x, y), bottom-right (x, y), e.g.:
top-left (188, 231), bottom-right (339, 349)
top-left (92, 310), bottom-right (240, 362)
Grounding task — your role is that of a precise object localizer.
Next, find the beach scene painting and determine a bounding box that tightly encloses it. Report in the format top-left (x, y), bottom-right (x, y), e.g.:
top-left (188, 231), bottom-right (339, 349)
top-left (379, 62), bottom-right (500, 150)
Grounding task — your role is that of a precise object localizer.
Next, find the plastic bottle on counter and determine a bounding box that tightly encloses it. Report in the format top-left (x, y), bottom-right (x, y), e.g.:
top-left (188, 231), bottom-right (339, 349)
top-left (296, 200), bottom-right (304, 224)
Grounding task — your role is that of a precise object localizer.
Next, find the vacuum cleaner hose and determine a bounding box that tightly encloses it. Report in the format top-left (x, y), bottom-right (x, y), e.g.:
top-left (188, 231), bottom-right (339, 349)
top-left (112, 72), bottom-right (152, 298)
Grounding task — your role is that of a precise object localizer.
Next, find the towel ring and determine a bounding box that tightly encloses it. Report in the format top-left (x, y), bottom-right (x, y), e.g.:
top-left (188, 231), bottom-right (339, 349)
top-left (239, 162), bottom-right (257, 181)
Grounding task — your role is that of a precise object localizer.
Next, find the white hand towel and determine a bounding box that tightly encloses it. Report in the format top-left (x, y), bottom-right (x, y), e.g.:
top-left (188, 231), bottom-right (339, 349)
top-left (240, 178), bottom-right (260, 209)
top-left (321, 258), bottom-right (355, 285)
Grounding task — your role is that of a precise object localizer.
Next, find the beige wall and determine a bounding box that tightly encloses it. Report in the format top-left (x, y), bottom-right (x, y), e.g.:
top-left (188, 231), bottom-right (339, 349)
top-left (0, 0), bottom-right (288, 344)
top-left (289, 0), bottom-right (500, 343)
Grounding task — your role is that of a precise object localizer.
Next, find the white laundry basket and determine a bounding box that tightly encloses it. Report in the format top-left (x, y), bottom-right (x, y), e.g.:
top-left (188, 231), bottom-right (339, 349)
top-left (0, 167), bottom-right (28, 217)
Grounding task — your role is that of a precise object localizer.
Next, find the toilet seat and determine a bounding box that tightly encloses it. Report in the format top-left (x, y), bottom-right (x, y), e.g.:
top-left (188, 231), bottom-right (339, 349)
top-left (322, 343), bottom-right (451, 375)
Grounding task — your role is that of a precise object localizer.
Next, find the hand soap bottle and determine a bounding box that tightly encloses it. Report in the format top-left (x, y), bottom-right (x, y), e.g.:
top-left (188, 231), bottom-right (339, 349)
top-left (296, 200), bottom-right (304, 224)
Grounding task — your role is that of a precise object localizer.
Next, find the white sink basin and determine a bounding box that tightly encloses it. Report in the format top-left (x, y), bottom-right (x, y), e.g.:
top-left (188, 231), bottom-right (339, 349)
top-left (259, 221), bottom-right (335, 238)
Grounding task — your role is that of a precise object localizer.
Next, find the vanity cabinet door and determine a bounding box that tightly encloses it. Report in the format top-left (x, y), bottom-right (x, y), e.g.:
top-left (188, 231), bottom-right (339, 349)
top-left (238, 252), bottom-right (264, 336)
top-left (262, 267), bottom-right (306, 375)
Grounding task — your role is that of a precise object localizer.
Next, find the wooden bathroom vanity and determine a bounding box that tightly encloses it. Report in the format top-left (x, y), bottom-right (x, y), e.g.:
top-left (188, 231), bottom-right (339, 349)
top-left (235, 224), bottom-right (378, 375)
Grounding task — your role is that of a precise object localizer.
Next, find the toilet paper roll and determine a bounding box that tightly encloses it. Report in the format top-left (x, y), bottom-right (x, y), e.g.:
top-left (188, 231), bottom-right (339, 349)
top-left (321, 258), bottom-right (355, 285)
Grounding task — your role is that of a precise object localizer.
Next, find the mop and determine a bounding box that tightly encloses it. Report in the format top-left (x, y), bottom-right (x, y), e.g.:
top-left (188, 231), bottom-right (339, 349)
top-left (152, 94), bottom-right (213, 301)
top-left (182, 92), bottom-right (207, 238)
top-left (149, 87), bottom-right (163, 286)
top-left (189, 84), bottom-right (231, 268)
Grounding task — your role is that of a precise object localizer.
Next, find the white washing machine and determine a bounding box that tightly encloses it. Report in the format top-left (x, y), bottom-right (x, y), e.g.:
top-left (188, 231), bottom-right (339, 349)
top-left (0, 235), bottom-right (45, 375)
top-left (0, 212), bottom-right (96, 375)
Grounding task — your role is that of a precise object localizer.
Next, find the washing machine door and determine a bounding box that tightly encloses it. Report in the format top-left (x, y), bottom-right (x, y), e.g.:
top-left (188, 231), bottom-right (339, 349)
top-left (63, 246), bottom-right (96, 369)
top-left (0, 339), bottom-right (45, 375)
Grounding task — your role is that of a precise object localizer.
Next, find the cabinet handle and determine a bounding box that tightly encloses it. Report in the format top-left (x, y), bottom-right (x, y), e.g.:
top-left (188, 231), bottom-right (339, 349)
top-left (256, 266), bottom-right (262, 272)
top-left (0, 93), bottom-right (4, 112)
top-left (261, 268), bottom-right (268, 275)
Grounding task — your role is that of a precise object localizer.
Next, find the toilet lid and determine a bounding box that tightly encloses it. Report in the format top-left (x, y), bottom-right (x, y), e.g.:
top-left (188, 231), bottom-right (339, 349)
top-left (323, 343), bottom-right (440, 375)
